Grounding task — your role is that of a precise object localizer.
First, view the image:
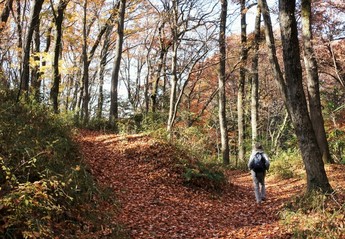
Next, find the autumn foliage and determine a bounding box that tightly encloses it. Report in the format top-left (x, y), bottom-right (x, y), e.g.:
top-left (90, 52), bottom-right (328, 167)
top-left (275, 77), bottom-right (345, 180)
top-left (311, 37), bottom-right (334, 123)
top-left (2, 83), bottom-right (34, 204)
top-left (0, 87), bottom-right (344, 238)
top-left (1, 0), bottom-right (345, 237)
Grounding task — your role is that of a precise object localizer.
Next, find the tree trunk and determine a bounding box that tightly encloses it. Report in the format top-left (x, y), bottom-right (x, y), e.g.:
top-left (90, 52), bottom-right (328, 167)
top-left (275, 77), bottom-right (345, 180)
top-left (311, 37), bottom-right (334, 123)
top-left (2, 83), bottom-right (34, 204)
top-left (151, 22), bottom-right (169, 113)
top-left (326, 42), bottom-right (345, 88)
top-left (301, 0), bottom-right (334, 164)
top-left (166, 63), bottom-right (177, 132)
top-left (82, 0), bottom-right (89, 123)
top-left (31, 22), bottom-right (41, 101)
top-left (258, 0), bottom-right (285, 96)
top-left (218, 0), bottom-right (230, 165)
top-left (237, 0), bottom-right (248, 163)
top-left (167, 0), bottom-right (179, 133)
top-left (19, 0), bottom-right (44, 95)
top-left (109, 0), bottom-right (126, 128)
top-left (39, 24), bottom-right (52, 101)
top-left (170, 50), bottom-right (207, 130)
top-left (259, 0), bottom-right (332, 193)
top-left (84, 4), bottom-right (117, 121)
top-left (144, 72), bottom-right (150, 114)
top-left (278, 0), bottom-right (332, 192)
top-left (97, 24), bottom-right (113, 119)
top-left (50, 0), bottom-right (68, 113)
top-left (132, 60), bottom-right (142, 112)
top-left (250, 5), bottom-right (261, 146)
top-left (76, 75), bottom-right (83, 117)
top-left (161, 54), bottom-right (168, 110)
top-left (151, 49), bottom-right (166, 113)
top-left (15, 0), bottom-right (23, 88)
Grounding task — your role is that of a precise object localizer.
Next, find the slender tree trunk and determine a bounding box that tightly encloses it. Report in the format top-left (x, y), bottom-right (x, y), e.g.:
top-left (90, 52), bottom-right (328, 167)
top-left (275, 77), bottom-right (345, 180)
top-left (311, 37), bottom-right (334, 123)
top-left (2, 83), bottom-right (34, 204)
top-left (77, 75), bottom-right (83, 117)
top-left (218, 0), bottom-right (230, 165)
top-left (169, 51), bottom-right (207, 130)
top-left (144, 72), bottom-right (150, 114)
top-left (40, 24), bottom-right (52, 102)
top-left (134, 59), bottom-right (144, 111)
top-left (151, 23), bottom-right (169, 113)
top-left (161, 54), bottom-right (168, 110)
top-left (97, 25), bottom-right (112, 119)
top-left (167, 56), bottom-right (177, 132)
top-left (65, 75), bottom-right (74, 111)
top-left (71, 80), bottom-right (79, 112)
top-left (151, 49), bottom-right (166, 113)
top-left (19, 0), bottom-right (44, 96)
top-left (97, 70), bottom-right (104, 119)
top-left (258, 0), bottom-right (285, 96)
top-left (250, 5), bottom-right (261, 146)
top-left (260, 0), bottom-right (332, 192)
top-left (82, 0), bottom-right (89, 123)
top-left (326, 42), bottom-right (345, 88)
top-left (50, 0), bottom-right (68, 113)
top-left (272, 111), bottom-right (289, 151)
top-left (31, 21), bottom-right (41, 101)
top-left (109, 0), bottom-right (126, 128)
top-left (237, 0), bottom-right (248, 162)
top-left (15, 0), bottom-right (23, 87)
top-left (301, 0), bottom-right (334, 164)
top-left (83, 3), bottom-right (117, 121)
top-left (167, 0), bottom-right (179, 133)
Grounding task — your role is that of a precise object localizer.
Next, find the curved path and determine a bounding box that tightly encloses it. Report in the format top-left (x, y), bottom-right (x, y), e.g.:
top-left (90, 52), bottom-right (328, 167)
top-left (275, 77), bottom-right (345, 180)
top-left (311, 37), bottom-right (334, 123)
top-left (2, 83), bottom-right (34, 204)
top-left (77, 130), bottom-right (301, 238)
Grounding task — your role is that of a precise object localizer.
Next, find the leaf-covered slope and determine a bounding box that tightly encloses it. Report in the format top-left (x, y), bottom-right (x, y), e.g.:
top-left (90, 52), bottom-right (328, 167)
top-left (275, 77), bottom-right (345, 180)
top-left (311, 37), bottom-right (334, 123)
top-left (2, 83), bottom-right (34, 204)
top-left (76, 129), bottom-right (345, 238)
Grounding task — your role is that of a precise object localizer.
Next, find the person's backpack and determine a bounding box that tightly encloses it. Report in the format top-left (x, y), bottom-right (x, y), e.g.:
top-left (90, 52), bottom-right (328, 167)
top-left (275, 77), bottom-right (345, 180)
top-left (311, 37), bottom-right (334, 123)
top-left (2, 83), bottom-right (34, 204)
top-left (251, 152), bottom-right (266, 173)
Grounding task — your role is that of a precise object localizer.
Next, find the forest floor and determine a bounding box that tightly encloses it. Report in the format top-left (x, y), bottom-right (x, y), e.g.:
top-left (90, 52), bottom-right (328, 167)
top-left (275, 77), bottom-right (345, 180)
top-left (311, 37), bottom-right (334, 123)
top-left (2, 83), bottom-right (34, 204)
top-left (75, 129), bottom-right (345, 239)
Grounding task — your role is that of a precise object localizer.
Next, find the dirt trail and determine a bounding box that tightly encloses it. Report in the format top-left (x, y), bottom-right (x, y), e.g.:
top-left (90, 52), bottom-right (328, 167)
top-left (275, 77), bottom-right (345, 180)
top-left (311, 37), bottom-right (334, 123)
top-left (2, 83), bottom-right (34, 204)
top-left (77, 130), bottom-right (301, 238)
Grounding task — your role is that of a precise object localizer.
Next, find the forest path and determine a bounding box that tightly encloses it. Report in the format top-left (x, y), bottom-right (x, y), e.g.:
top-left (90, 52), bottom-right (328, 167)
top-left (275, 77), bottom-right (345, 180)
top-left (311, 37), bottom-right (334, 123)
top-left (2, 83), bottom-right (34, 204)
top-left (76, 129), bottom-right (300, 238)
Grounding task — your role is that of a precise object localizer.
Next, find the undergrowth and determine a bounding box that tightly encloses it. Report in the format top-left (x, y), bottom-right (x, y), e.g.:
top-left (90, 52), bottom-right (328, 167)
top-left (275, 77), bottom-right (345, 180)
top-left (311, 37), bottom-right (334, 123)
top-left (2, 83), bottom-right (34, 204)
top-left (269, 150), bottom-right (304, 180)
top-left (0, 90), bottom-right (127, 238)
top-left (280, 189), bottom-right (345, 238)
top-left (179, 160), bottom-right (226, 192)
top-left (271, 148), bottom-right (345, 238)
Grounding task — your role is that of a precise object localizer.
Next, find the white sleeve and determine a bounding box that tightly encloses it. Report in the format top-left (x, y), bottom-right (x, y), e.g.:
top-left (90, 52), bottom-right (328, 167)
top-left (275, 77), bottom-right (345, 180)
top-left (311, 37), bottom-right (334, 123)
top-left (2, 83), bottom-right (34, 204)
top-left (263, 153), bottom-right (270, 168)
top-left (248, 152), bottom-right (255, 169)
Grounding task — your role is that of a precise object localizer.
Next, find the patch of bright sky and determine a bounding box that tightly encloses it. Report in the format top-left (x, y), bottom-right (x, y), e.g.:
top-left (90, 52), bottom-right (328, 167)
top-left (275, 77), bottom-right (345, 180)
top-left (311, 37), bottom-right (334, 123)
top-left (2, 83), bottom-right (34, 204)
top-left (228, 0), bottom-right (278, 34)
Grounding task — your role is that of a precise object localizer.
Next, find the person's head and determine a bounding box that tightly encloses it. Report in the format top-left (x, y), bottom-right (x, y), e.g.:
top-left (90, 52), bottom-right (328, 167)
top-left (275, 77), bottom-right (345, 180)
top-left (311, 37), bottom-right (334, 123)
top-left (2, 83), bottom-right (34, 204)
top-left (255, 142), bottom-right (263, 151)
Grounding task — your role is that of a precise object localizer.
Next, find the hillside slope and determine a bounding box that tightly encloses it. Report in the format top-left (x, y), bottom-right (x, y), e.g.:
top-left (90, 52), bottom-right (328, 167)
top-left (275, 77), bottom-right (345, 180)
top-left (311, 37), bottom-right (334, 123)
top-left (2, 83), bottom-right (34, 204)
top-left (76, 129), bottom-right (345, 239)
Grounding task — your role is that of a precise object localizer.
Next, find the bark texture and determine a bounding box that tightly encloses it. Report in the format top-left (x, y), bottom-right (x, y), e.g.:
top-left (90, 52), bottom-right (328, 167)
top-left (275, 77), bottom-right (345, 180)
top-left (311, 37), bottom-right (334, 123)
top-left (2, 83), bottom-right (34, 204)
top-left (301, 0), bottom-right (334, 164)
top-left (50, 0), bottom-right (68, 113)
top-left (20, 0), bottom-right (44, 94)
top-left (109, 0), bottom-right (126, 127)
top-left (250, 5), bottom-right (261, 146)
top-left (218, 0), bottom-right (230, 165)
top-left (259, 0), bottom-right (332, 192)
top-left (278, 0), bottom-right (331, 192)
top-left (237, 0), bottom-right (248, 163)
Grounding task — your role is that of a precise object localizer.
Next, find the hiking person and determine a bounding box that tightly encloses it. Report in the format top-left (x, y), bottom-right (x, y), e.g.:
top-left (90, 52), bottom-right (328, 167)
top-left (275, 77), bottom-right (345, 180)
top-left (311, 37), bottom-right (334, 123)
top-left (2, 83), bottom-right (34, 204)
top-left (248, 143), bottom-right (270, 204)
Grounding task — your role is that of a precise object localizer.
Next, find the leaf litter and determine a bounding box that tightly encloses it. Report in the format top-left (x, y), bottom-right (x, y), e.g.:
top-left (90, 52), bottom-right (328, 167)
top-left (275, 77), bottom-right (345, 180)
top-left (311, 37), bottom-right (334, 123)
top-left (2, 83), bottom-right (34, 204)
top-left (75, 129), bottom-right (345, 239)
